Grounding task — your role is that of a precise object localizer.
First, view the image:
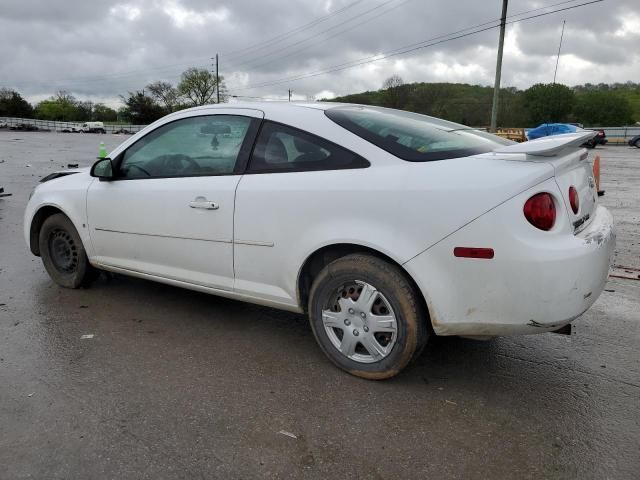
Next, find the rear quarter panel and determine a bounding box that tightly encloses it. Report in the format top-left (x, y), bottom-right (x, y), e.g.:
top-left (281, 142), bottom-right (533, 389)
top-left (233, 112), bottom-right (555, 307)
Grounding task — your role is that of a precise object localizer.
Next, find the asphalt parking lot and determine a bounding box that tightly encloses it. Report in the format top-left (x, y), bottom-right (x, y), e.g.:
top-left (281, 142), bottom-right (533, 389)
top-left (1, 132), bottom-right (639, 479)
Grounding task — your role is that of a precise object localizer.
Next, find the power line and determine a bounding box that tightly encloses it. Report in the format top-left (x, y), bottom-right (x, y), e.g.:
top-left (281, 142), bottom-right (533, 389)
top-left (234, 0), bottom-right (415, 72)
top-left (229, 0), bottom-right (603, 93)
top-left (227, 0), bottom-right (406, 69)
top-left (9, 0), bottom-right (597, 95)
top-left (242, 0), bottom-right (582, 74)
top-left (221, 0), bottom-right (365, 57)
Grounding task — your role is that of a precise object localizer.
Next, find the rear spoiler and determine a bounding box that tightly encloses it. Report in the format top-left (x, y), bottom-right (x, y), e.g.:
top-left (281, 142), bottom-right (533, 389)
top-left (493, 131), bottom-right (597, 157)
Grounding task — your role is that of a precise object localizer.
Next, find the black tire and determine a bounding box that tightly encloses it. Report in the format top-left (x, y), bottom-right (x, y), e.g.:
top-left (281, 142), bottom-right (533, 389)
top-left (308, 254), bottom-right (429, 380)
top-left (635, 139), bottom-right (640, 149)
top-left (39, 213), bottom-right (98, 288)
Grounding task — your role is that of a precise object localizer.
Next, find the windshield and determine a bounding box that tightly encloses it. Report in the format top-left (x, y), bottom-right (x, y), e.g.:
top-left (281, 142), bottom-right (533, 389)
top-left (325, 105), bottom-right (513, 162)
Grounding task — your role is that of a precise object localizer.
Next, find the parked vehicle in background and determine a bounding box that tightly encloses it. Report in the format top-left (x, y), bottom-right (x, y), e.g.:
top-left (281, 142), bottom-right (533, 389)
top-left (584, 129), bottom-right (607, 148)
top-left (0, 120), bottom-right (7, 128)
top-left (628, 134), bottom-right (640, 148)
top-left (495, 127), bottom-right (526, 142)
top-left (527, 123), bottom-right (606, 148)
top-left (24, 103), bottom-right (614, 379)
top-left (527, 123), bottom-right (577, 140)
top-left (10, 123), bottom-right (38, 131)
top-left (79, 121), bottom-right (106, 133)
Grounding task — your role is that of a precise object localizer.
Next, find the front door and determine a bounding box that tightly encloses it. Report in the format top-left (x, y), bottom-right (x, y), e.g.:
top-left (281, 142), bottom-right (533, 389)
top-left (86, 110), bottom-right (262, 290)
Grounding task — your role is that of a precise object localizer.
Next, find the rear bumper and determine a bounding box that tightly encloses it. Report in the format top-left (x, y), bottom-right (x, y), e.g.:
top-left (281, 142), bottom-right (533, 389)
top-left (405, 197), bottom-right (615, 336)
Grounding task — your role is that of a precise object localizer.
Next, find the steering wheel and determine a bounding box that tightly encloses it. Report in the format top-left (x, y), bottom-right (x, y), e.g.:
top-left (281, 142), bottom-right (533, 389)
top-left (163, 154), bottom-right (200, 174)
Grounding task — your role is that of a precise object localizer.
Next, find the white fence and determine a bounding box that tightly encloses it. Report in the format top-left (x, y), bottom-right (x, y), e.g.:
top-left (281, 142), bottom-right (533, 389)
top-left (2, 116), bottom-right (639, 143)
top-left (595, 126), bottom-right (640, 143)
top-left (0, 116), bottom-right (147, 134)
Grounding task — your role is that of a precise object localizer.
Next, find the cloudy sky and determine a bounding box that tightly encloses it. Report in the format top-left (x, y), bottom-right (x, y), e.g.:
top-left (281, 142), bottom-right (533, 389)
top-left (1, 0), bottom-right (638, 106)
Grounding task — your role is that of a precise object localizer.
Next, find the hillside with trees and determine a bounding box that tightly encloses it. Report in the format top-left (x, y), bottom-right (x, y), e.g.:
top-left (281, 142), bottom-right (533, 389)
top-left (328, 79), bottom-right (639, 127)
top-left (1, 75), bottom-right (637, 127)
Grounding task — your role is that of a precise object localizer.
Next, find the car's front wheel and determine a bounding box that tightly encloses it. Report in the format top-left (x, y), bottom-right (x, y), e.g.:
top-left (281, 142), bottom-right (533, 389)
top-left (308, 254), bottom-right (428, 379)
top-left (39, 213), bottom-right (98, 288)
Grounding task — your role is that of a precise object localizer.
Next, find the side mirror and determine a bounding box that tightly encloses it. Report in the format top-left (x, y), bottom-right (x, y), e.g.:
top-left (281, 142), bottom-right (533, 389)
top-left (90, 158), bottom-right (114, 180)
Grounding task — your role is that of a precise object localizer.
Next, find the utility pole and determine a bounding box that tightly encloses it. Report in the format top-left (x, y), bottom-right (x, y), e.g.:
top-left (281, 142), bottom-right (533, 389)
top-left (288, 89), bottom-right (292, 101)
top-left (490, 0), bottom-right (508, 133)
top-left (553, 20), bottom-right (566, 84)
top-left (215, 53), bottom-right (220, 103)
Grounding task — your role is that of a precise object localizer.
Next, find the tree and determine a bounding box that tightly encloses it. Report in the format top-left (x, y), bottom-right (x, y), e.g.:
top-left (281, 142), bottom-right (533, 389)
top-left (93, 103), bottom-right (118, 122)
top-left (178, 68), bottom-right (226, 106)
top-left (35, 91), bottom-right (79, 121)
top-left (35, 98), bottom-right (76, 121)
top-left (0, 88), bottom-right (33, 117)
top-left (381, 75), bottom-right (406, 109)
top-left (523, 83), bottom-right (575, 125)
top-left (75, 101), bottom-right (94, 121)
top-left (120, 90), bottom-right (165, 124)
top-left (573, 91), bottom-right (633, 126)
top-left (146, 81), bottom-right (180, 113)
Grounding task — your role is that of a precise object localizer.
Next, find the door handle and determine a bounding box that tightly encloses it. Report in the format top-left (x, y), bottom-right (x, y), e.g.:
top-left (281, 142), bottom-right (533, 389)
top-left (189, 200), bottom-right (219, 210)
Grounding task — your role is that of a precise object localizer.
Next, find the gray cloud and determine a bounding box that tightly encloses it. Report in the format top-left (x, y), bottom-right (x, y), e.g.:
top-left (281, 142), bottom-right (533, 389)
top-left (1, 0), bottom-right (638, 106)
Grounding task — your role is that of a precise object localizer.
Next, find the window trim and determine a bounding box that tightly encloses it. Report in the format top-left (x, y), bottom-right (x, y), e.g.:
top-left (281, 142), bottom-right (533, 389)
top-left (245, 120), bottom-right (370, 175)
top-left (111, 114), bottom-right (262, 181)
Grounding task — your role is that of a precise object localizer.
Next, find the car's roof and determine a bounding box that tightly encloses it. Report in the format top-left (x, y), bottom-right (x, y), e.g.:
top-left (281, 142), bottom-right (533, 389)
top-left (178, 101), bottom-right (347, 116)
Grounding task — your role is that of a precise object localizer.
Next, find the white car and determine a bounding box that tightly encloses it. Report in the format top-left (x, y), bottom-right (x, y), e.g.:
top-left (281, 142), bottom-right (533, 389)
top-left (24, 103), bottom-right (615, 379)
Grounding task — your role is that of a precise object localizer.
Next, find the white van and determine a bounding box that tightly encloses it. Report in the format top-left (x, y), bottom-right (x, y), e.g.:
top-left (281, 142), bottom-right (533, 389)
top-left (78, 122), bottom-right (106, 133)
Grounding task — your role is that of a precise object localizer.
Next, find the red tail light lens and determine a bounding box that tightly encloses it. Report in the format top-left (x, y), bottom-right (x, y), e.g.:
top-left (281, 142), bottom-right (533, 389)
top-left (523, 193), bottom-right (556, 231)
top-left (568, 186), bottom-right (579, 214)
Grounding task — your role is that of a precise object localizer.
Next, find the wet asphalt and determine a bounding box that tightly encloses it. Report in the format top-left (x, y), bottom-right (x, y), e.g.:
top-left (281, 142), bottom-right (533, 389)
top-left (1, 132), bottom-right (639, 479)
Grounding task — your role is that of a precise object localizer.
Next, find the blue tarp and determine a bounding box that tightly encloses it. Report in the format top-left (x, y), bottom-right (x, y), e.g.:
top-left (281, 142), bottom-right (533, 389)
top-left (527, 123), bottom-right (577, 140)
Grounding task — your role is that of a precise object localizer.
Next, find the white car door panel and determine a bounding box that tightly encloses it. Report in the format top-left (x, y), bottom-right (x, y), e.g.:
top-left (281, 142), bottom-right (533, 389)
top-left (88, 176), bottom-right (239, 288)
top-left (87, 110), bottom-right (263, 289)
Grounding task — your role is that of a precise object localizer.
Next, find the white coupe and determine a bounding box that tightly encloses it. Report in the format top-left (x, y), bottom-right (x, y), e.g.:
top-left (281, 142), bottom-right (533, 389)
top-left (25, 102), bottom-right (615, 379)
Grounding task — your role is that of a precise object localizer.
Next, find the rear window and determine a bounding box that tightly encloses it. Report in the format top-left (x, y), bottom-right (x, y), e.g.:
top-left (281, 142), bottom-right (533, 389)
top-left (325, 105), bottom-right (513, 162)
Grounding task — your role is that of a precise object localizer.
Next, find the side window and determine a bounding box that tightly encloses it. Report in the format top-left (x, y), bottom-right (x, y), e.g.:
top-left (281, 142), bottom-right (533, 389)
top-left (248, 121), bottom-right (369, 173)
top-left (119, 115), bottom-right (254, 178)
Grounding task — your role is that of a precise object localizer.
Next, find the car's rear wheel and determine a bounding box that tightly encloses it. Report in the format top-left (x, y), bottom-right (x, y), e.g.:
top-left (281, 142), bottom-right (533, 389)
top-left (39, 213), bottom-right (98, 288)
top-left (308, 254), bottom-right (428, 380)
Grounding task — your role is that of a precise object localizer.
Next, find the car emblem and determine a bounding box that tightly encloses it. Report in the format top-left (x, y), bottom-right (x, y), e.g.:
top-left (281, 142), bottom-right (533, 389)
top-left (588, 176), bottom-right (595, 189)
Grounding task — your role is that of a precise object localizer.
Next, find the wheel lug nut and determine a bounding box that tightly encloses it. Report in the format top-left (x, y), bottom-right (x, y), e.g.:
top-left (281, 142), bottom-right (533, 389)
top-left (348, 308), bottom-right (355, 314)
top-left (344, 319), bottom-right (351, 326)
top-left (363, 326), bottom-right (369, 332)
top-left (360, 312), bottom-right (366, 318)
top-left (353, 329), bottom-right (359, 336)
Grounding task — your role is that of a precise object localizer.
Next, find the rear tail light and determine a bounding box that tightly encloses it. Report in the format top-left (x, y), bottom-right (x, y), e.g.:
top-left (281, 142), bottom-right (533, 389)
top-left (568, 186), bottom-right (579, 214)
top-left (523, 193), bottom-right (556, 231)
